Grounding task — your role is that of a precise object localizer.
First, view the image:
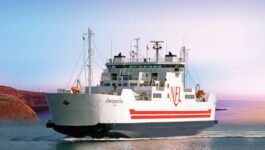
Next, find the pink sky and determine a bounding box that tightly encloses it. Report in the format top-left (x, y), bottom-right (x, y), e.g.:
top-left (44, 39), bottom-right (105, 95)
top-left (1, 0), bottom-right (265, 100)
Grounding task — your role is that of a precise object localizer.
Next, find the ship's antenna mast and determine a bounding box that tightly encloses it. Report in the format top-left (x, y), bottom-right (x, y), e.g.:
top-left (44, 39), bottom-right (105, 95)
top-left (165, 41), bottom-right (168, 54)
top-left (181, 46), bottom-right (189, 88)
top-left (134, 38), bottom-right (140, 62)
top-left (87, 28), bottom-right (94, 94)
top-left (146, 44), bottom-right (149, 60)
top-left (151, 41), bottom-right (164, 62)
top-left (110, 38), bottom-right (113, 60)
top-left (129, 40), bottom-right (132, 61)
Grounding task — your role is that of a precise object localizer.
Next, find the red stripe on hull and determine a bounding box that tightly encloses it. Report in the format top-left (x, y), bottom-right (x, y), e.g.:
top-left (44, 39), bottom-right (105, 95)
top-left (129, 109), bottom-right (211, 115)
top-left (130, 115), bottom-right (211, 119)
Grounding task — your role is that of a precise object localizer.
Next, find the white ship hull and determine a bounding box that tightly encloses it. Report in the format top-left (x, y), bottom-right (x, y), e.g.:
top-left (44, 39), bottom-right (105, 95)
top-left (47, 89), bottom-right (217, 138)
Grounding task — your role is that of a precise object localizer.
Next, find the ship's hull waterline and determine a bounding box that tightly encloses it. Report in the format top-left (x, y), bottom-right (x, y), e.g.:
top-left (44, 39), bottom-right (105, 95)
top-left (47, 121), bottom-right (215, 138)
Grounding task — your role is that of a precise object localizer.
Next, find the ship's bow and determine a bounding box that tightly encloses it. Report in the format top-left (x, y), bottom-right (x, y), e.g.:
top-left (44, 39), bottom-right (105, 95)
top-left (46, 93), bottom-right (107, 137)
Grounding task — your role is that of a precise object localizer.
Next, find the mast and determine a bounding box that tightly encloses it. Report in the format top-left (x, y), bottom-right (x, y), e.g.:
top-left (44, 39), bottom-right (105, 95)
top-left (151, 41), bottom-right (164, 62)
top-left (110, 38), bottom-right (113, 61)
top-left (87, 28), bottom-right (93, 94)
top-left (181, 46), bottom-right (188, 88)
top-left (181, 46), bottom-right (187, 62)
top-left (146, 44), bottom-right (149, 60)
top-left (134, 38), bottom-right (140, 61)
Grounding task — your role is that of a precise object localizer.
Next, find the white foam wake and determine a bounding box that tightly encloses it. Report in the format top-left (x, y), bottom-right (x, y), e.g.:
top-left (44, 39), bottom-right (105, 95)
top-left (63, 131), bottom-right (265, 142)
top-left (198, 131), bottom-right (265, 138)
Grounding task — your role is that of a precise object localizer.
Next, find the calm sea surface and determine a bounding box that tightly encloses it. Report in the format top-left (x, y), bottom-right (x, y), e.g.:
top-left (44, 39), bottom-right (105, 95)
top-left (1, 100), bottom-right (265, 150)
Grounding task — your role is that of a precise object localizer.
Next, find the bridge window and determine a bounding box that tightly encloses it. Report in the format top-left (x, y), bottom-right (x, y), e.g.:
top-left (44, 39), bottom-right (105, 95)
top-left (179, 64), bottom-right (185, 68)
top-left (153, 93), bottom-right (162, 98)
top-left (108, 64), bottom-right (181, 69)
top-left (130, 83), bottom-right (138, 86)
top-left (185, 95), bottom-right (195, 99)
top-left (111, 74), bottom-right (117, 80)
top-left (104, 83), bottom-right (110, 86)
top-left (123, 75), bottom-right (132, 80)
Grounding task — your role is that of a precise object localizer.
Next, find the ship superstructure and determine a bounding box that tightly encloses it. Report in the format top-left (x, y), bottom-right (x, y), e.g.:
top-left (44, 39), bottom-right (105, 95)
top-left (46, 28), bottom-right (217, 138)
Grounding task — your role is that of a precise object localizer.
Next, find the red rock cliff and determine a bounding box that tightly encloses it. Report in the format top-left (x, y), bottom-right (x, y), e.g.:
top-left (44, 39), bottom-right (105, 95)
top-left (0, 86), bottom-right (48, 110)
top-left (0, 94), bottom-right (39, 123)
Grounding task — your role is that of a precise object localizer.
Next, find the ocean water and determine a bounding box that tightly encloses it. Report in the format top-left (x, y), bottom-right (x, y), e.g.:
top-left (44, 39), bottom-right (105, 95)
top-left (1, 100), bottom-right (265, 150)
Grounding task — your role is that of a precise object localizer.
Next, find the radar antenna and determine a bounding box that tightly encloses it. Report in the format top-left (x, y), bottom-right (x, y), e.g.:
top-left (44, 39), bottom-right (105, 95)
top-left (150, 41), bottom-right (164, 62)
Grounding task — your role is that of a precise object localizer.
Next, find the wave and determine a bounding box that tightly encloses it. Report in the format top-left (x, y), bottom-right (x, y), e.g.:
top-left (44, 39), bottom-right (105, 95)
top-left (199, 131), bottom-right (265, 138)
top-left (63, 131), bottom-right (265, 142)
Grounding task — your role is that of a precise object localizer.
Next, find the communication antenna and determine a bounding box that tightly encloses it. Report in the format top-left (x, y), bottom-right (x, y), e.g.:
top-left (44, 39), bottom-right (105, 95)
top-left (146, 44), bottom-right (149, 60)
top-left (130, 50), bottom-right (136, 61)
top-left (165, 41), bottom-right (168, 55)
top-left (110, 38), bottom-right (113, 60)
top-left (181, 46), bottom-right (190, 88)
top-left (151, 41), bottom-right (164, 62)
top-left (129, 40), bottom-right (132, 60)
top-left (134, 38), bottom-right (140, 61)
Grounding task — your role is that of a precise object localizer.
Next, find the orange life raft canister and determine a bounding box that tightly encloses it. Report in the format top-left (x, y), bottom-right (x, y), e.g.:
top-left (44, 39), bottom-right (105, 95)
top-left (71, 87), bottom-right (80, 94)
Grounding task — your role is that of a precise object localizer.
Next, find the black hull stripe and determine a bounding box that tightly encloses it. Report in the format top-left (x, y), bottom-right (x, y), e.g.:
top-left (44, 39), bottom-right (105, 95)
top-left (47, 121), bottom-right (215, 138)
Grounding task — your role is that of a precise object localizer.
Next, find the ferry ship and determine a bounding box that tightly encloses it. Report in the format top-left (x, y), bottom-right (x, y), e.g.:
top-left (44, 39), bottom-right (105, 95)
top-left (46, 28), bottom-right (217, 138)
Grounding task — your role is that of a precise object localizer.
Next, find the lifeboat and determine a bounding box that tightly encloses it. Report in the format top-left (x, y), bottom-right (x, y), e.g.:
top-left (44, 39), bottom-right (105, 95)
top-left (71, 79), bottom-right (82, 94)
top-left (71, 86), bottom-right (80, 94)
top-left (196, 90), bottom-right (205, 98)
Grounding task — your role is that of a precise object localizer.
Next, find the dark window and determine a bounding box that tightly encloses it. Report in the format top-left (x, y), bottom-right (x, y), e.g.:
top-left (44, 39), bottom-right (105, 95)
top-left (104, 83), bottom-right (110, 86)
top-left (185, 95), bottom-right (195, 99)
top-left (123, 75), bottom-right (132, 80)
top-left (165, 64), bottom-right (175, 68)
top-left (116, 65), bottom-right (122, 68)
top-left (179, 64), bottom-right (185, 68)
top-left (111, 74), bottom-right (117, 80)
top-left (130, 83), bottom-right (137, 86)
top-left (153, 93), bottom-right (162, 98)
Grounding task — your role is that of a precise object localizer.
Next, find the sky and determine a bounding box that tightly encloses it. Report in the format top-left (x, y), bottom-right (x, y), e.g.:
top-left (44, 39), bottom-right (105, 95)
top-left (0, 0), bottom-right (265, 100)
